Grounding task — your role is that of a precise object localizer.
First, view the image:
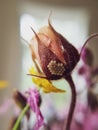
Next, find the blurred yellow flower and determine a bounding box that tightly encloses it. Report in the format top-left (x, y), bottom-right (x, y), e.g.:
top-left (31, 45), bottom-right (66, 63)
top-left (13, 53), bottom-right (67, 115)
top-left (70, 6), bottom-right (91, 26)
top-left (0, 80), bottom-right (9, 89)
top-left (29, 67), bottom-right (66, 93)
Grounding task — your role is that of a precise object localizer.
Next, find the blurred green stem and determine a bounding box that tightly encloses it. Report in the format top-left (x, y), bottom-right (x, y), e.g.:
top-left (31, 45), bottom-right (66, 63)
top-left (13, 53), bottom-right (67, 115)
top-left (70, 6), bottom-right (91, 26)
top-left (12, 104), bottom-right (29, 130)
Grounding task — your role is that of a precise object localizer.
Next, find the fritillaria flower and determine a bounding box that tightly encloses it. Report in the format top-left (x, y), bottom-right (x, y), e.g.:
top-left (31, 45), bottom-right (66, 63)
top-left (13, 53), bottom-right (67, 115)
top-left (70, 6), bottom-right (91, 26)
top-left (28, 17), bottom-right (98, 130)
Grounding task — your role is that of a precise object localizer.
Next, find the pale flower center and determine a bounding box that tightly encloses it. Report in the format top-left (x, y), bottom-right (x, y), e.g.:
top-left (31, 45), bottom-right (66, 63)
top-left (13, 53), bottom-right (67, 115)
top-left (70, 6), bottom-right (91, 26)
top-left (47, 60), bottom-right (65, 76)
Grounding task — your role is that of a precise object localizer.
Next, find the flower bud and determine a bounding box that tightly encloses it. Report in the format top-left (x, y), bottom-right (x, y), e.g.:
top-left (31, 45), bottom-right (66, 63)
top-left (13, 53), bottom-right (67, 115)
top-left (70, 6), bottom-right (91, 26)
top-left (29, 20), bottom-right (80, 80)
top-left (13, 90), bottom-right (27, 109)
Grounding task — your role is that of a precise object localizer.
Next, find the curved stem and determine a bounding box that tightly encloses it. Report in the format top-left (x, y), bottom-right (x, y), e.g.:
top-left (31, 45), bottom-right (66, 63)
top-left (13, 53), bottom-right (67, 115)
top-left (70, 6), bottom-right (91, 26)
top-left (63, 75), bottom-right (76, 130)
top-left (12, 104), bottom-right (29, 130)
top-left (80, 33), bottom-right (98, 56)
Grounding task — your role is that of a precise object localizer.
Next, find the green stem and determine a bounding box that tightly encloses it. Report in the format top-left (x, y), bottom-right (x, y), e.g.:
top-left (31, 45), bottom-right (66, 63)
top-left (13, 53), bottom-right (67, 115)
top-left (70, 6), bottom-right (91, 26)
top-left (12, 104), bottom-right (29, 130)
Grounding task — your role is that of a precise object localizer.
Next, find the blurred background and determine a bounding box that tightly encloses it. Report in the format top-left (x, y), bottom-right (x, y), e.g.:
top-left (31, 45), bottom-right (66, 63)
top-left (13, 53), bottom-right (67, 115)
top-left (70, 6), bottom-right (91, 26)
top-left (0, 0), bottom-right (98, 130)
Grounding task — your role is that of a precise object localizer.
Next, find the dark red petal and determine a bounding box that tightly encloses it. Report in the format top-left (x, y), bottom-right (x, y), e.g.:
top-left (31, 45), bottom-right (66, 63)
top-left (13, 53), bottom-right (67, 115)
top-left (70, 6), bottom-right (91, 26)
top-left (38, 41), bottom-right (65, 80)
top-left (58, 33), bottom-right (80, 72)
top-left (38, 32), bottom-right (66, 64)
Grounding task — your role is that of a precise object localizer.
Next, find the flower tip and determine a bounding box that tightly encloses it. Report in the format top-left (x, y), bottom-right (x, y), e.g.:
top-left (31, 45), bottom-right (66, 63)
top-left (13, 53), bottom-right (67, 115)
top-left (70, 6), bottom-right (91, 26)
top-left (31, 27), bottom-right (40, 42)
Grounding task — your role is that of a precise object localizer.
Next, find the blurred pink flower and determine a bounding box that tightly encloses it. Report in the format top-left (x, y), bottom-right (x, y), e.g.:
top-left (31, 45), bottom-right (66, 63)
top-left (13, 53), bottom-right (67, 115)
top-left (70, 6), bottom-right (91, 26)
top-left (0, 99), bottom-right (19, 116)
top-left (0, 99), bottom-right (12, 115)
top-left (70, 102), bottom-right (87, 130)
top-left (84, 111), bottom-right (98, 130)
top-left (26, 88), bottom-right (44, 130)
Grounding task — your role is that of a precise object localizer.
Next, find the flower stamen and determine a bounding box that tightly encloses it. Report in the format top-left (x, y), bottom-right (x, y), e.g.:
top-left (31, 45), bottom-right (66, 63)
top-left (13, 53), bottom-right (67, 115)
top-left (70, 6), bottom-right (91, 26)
top-left (47, 60), bottom-right (65, 76)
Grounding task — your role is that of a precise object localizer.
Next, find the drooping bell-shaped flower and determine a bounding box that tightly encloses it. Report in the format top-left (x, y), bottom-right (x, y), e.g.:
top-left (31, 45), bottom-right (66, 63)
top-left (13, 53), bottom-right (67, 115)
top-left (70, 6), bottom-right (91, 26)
top-left (29, 20), bottom-right (80, 80)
